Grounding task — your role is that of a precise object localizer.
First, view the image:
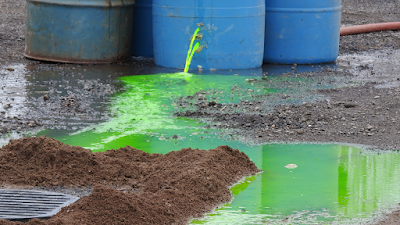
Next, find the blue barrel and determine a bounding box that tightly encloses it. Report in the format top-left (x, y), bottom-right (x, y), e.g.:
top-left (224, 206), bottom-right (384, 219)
top-left (153, 0), bottom-right (265, 70)
top-left (25, 0), bottom-right (135, 64)
top-left (264, 0), bottom-right (341, 64)
top-left (131, 0), bottom-right (153, 57)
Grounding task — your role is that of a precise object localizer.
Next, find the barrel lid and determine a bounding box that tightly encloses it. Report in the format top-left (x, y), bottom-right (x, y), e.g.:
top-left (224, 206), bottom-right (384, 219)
top-left (27, 0), bottom-right (135, 7)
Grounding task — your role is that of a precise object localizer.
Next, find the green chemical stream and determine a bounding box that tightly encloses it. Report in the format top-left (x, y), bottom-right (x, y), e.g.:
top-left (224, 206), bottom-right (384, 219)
top-left (36, 73), bottom-right (400, 224)
top-left (184, 28), bottom-right (201, 73)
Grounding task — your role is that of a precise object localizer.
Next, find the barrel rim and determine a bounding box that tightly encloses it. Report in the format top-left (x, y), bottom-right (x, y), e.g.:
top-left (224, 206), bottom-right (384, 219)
top-left (152, 5), bottom-right (266, 17)
top-left (266, 6), bottom-right (342, 13)
top-left (27, 0), bottom-right (135, 7)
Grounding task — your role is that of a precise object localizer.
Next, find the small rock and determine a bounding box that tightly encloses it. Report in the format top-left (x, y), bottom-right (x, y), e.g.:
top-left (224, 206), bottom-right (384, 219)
top-left (367, 125), bottom-right (373, 130)
top-left (284, 164), bottom-right (298, 169)
top-left (344, 103), bottom-right (357, 108)
top-left (3, 102), bottom-right (11, 109)
top-left (374, 96), bottom-right (380, 99)
top-left (43, 95), bottom-right (49, 101)
top-left (6, 67), bottom-right (14, 72)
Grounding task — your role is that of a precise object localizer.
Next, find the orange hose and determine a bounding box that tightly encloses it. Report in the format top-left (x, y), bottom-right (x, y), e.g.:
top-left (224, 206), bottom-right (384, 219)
top-left (340, 22), bottom-right (400, 36)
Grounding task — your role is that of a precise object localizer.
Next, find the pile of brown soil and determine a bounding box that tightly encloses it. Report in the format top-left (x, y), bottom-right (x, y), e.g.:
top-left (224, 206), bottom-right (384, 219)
top-left (0, 136), bottom-right (260, 224)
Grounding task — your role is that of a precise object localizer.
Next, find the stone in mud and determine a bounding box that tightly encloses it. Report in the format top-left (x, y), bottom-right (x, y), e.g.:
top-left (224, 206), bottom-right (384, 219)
top-left (3, 102), bottom-right (11, 109)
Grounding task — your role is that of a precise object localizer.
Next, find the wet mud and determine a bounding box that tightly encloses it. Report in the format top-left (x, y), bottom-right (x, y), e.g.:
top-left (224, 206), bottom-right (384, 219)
top-left (1, 0), bottom-right (400, 224)
top-left (176, 76), bottom-right (400, 151)
top-left (0, 0), bottom-right (399, 152)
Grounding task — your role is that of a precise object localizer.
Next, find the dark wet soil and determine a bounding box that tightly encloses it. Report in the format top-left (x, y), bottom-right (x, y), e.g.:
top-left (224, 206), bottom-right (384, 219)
top-left (0, 136), bottom-right (260, 224)
top-left (176, 76), bottom-right (400, 151)
top-left (1, 0), bottom-right (400, 224)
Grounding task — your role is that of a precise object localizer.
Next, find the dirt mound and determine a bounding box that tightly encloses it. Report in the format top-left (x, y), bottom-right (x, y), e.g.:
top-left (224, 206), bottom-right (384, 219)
top-left (0, 136), bottom-right (260, 224)
top-left (0, 136), bottom-right (151, 187)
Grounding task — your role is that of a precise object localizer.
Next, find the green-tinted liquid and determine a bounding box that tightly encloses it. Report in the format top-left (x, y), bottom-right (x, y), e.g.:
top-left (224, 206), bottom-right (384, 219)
top-left (36, 73), bottom-right (400, 223)
top-left (193, 145), bottom-right (400, 224)
top-left (43, 73), bottom-right (277, 152)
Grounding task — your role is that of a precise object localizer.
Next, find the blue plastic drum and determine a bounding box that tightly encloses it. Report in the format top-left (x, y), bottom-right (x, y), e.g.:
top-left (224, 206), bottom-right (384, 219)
top-left (264, 0), bottom-right (341, 64)
top-left (153, 0), bottom-right (265, 70)
top-left (131, 0), bottom-right (153, 57)
top-left (25, 0), bottom-right (135, 64)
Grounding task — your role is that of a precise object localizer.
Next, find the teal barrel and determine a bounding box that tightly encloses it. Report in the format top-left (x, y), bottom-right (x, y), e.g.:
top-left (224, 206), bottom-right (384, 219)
top-left (153, 0), bottom-right (265, 70)
top-left (264, 0), bottom-right (341, 64)
top-left (25, 0), bottom-right (135, 64)
top-left (131, 0), bottom-right (153, 57)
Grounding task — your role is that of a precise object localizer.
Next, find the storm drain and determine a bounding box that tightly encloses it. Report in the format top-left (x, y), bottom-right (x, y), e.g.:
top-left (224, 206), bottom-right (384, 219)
top-left (0, 189), bottom-right (79, 221)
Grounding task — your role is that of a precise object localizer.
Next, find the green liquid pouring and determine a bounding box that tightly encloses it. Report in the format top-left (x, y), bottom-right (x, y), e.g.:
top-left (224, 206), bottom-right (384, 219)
top-left (184, 28), bottom-right (201, 73)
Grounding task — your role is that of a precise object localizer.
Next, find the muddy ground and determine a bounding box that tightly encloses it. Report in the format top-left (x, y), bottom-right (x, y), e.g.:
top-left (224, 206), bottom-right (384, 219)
top-left (1, 0), bottom-right (400, 224)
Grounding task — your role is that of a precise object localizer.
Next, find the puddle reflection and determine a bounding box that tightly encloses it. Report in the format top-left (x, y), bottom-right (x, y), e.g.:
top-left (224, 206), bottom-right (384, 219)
top-left (194, 145), bottom-right (400, 224)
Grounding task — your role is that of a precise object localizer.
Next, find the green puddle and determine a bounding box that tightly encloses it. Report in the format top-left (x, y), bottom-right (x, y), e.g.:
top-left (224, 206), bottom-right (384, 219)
top-left (193, 145), bottom-right (400, 224)
top-left (35, 73), bottom-right (400, 223)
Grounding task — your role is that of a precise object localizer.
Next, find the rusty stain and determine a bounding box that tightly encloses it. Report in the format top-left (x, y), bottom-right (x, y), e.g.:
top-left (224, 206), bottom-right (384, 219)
top-left (24, 52), bottom-right (131, 64)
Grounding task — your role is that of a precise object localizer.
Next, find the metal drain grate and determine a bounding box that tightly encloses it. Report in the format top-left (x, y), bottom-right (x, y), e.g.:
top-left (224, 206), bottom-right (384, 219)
top-left (0, 189), bottom-right (79, 221)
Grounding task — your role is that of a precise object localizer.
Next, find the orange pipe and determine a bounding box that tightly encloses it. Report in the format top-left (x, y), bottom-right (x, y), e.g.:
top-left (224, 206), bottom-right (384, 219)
top-left (340, 22), bottom-right (400, 36)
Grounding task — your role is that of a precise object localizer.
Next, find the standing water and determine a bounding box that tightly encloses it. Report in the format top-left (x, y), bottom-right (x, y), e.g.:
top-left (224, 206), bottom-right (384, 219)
top-left (28, 70), bottom-right (400, 224)
top-left (193, 145), bottom-right (400, 224)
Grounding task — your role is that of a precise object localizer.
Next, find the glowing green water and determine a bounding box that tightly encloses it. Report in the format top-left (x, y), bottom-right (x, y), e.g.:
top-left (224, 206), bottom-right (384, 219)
top-left (36, 73), bottom-right (400, 223)
top-left (40, 72), bottom-right (342, 151)
top-left (42, 73), bottom-right (279, 151)
top-left (192, 145), bottom-right (400, 224)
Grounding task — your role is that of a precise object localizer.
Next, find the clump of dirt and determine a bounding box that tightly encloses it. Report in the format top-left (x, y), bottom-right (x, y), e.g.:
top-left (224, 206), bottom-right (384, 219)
top-left (0, 136), bottom-right (260, 224)
top-left (374, 210), bottom-right (400, 225)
